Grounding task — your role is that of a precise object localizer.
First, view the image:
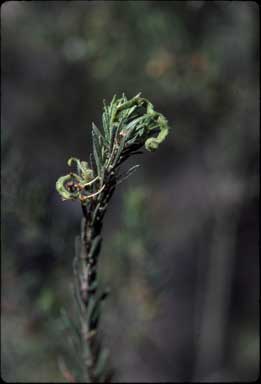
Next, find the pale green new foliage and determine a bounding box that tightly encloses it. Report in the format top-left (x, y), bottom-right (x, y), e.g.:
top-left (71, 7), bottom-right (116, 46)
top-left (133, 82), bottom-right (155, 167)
top-left (56, 93), bottom-right (170, 203)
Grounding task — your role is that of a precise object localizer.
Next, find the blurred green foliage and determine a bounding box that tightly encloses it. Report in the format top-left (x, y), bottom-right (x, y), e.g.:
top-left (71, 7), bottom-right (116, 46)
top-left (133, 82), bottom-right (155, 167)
top-left (1, 1), bottom-right (259, 382)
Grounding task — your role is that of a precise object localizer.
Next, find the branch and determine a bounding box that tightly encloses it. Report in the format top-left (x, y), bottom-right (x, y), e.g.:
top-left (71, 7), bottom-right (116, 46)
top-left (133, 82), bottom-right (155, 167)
top-left (56, 93), bottom-right (170, 382)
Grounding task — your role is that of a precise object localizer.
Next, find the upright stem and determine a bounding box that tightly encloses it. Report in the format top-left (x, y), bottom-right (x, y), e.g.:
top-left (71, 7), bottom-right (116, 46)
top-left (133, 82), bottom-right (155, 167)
top-left (75, 173), bottom-right (116, 382)
top-left (56, 94), bottom-right (170, 383)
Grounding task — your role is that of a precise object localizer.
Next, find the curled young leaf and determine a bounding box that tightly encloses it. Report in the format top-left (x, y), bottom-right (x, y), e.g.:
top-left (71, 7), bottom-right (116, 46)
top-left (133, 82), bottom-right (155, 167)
top-left (145, 115), bottom-right (169, 151)
top-left (56, 173), bottom-right (82, 201)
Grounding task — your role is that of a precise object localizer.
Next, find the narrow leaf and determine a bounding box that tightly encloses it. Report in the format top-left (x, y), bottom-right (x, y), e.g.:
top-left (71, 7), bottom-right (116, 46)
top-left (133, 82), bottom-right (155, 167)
top-left (102, 101), bottom-right (110, 139)
top-left (92, 129), bottom-right (102, 176)
top-left (94, 348), bottom-right (110, 378)
top-left (88, 235), bottom-right (102, 261)
top-left (116, 164), bottom-right (140, 185)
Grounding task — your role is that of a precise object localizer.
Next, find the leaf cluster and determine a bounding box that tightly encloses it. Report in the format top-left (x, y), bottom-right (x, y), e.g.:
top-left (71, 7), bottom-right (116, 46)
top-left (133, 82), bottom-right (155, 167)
top-left (56, 93), bottom-right (169, 204)
top-left (91, 93), bottom-right (169, 178)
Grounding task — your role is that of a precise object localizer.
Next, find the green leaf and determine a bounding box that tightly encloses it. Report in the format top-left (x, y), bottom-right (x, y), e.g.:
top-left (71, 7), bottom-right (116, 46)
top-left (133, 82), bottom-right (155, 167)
top-left (112, 118), bottom-right (145, 167)
top-left (109, 117), bottom-right (125, 152)
top-left (92, 126), bottom-right (103, 176)
top-left (89, 235), bottom-right (102, 261)
top-left (86, 290), bottom-right (109, 330)
top-left (116, 165), bottom-right (140, 185)
top-left (94, 348), bottom-right (110, 378)
top-left (92, 122), bottom-right (104, 141)
top-left (102, 101), bottom-right (110, 140)
top-left (87, 295), bottom-right (100, 330)
top-left (108, 94), bottom-right (117, 136)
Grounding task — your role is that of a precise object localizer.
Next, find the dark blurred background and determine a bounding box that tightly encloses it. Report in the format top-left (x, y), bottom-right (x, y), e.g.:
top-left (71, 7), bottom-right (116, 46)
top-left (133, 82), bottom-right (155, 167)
top-left (1, 1), bottom-right (259, 382)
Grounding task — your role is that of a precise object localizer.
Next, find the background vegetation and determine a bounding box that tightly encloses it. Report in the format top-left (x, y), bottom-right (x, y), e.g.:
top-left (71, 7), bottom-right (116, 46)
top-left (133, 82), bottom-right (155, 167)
top-left (1, 1), bottom-right (259, 382)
